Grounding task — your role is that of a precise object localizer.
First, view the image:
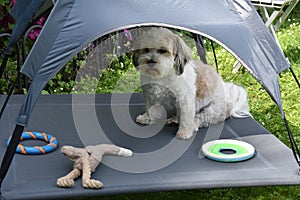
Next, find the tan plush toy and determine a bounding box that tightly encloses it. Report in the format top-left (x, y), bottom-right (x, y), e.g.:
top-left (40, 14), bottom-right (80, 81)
top-left (56, 144), bottom-right (133, 189)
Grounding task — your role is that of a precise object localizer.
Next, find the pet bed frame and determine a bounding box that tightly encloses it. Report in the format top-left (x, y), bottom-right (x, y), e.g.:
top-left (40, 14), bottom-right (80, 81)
top-left (0, 94), bottom-right (300, 200)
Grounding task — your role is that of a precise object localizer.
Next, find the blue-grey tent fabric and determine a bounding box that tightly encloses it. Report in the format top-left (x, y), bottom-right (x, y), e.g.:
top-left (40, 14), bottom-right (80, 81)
top-left (15, 0), bottom-right (290, 126)
top-left (1, 94), bottom-right (300, 200)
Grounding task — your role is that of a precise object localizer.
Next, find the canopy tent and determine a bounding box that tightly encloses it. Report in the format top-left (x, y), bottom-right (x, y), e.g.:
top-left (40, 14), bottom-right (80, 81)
top-left (8, 0), bottom-right (292, 126)
top-left (1, 0), bottom-right (300, 199)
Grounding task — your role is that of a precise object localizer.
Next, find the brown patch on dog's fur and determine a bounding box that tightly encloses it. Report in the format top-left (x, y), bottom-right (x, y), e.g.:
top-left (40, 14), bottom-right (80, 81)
top-left (192, 60), bottom-right (218, 100)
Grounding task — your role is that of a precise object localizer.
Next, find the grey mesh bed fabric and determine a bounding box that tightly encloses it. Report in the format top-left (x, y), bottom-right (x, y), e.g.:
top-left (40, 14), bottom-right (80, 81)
top-left (0, 94), bottom-right (300, 200)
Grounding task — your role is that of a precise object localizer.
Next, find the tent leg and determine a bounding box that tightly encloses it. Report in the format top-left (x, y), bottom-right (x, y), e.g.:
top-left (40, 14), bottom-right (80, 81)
top-left (0, 45), bottom-right (13, 81)
top-left (0, 83), bottom-right (16, 119)
top-left (210, 40), bottom-right (219, 73)
top-left (0, 125), bottom-right (24, 190)
top-left (0, 56), bottom-right (8, 81)
top-left (283, 118), bottom-right (300, 171)
top-left (289, 67), bottom-right (300, 89)
top-left (192, 34), bottom-right (207, 64)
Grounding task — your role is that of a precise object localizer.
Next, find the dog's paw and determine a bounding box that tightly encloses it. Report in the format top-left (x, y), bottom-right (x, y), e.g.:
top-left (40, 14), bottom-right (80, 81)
top-left (136, 113), bottom-right (151, 125)
top-left (166, 116), bottom-right (179, 125)
top-left (195, 119), bottom-right (209, 128)
top-left (195, 120), bottom-right (209, 128)
top-left (57, 177), bottom-right (75, 188)
top-left (176, 129), bottom-right (193, 140)
top-left (195, 114), bottom-right (210, 128)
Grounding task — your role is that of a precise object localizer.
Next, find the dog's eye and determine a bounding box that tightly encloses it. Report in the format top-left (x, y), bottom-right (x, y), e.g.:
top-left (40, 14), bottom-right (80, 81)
top-left (143, 48), bottom-right (150, 53)
top-left (157, 48), bottom-right (168, 54)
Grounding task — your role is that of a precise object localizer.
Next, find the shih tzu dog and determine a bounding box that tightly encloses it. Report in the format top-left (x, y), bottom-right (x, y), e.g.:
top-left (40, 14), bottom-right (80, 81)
top-left (133, 27), bottom-right (251, 140)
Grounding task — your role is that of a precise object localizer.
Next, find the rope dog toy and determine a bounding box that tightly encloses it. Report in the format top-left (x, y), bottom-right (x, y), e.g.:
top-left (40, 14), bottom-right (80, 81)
top-left (57, 144), bottom-right (133, 189)
top-left (7, 131), bottom-right (58, 155)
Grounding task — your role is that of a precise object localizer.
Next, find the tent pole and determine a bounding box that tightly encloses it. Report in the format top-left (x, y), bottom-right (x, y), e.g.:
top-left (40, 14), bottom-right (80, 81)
top-left (192, 34), bottom-right (207, 64)
top-left (0, 44), bottom-right (13, 81)
top-left (283, 117), bottom-right (300, 171)
top-left (0, 83), bottom-right (15, 119)
top-left (210, 40), bottom-right (219, 73)
top-left (0, 41), bottom-right (22, 118)
top-left (289, 67), bottom-right (300, 89)
top-left (0, 56), bottom-right (8, 81)
top-left (0, 124), bottom-right (24, 191)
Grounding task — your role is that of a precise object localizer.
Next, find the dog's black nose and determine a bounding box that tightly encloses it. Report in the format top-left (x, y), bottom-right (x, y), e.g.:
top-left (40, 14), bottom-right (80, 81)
top-left (147, 59), bottom-right (157, 67)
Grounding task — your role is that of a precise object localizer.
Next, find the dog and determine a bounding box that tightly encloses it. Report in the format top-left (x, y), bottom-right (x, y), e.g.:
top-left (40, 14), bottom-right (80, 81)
top-left (133, 27), bottom-right (251, 140)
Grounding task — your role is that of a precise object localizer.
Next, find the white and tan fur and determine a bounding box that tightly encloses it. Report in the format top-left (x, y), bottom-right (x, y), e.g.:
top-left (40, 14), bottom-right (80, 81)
top-left (133, 27), bottom-right (251, 140)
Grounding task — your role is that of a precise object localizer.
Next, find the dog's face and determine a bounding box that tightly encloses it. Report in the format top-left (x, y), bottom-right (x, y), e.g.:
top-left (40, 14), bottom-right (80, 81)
top-left (133, 27), bottom-right (192, 80)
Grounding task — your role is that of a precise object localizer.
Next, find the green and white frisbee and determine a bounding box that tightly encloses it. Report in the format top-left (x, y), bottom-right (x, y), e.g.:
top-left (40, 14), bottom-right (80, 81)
top-left (201, 139), bottom-right (255, 162)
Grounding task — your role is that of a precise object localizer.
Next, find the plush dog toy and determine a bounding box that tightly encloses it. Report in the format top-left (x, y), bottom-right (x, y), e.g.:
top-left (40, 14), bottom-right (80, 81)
top-left (57, 144), bottom-right (133, 189)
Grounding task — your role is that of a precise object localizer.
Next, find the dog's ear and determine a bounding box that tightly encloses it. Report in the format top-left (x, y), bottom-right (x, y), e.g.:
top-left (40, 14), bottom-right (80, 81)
top-left (174, 36), bottom-right (192, 75)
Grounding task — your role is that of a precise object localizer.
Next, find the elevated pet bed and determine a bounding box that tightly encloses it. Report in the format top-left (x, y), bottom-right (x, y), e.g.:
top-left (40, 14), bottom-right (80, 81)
top-left (0, 94), bottom-right (300, 200)
top-left (1, 0), bottom-right (300, 199)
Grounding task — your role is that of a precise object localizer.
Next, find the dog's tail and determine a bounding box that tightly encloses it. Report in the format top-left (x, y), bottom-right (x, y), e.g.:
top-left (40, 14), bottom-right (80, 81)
top-left (225, 82), bottom-right (252, 118)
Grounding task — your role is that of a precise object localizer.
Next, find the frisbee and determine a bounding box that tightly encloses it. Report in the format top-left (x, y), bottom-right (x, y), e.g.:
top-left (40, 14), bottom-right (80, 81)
top-left (201, 139), bottom-right (255, 162)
